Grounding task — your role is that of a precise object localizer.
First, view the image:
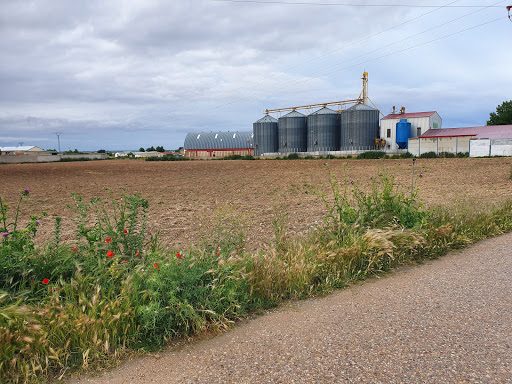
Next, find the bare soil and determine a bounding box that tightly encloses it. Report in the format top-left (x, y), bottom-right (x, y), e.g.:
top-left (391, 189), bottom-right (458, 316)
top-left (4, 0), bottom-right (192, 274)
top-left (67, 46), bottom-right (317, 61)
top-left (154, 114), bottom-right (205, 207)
top-left (1, 158), bottom-right (511, 250)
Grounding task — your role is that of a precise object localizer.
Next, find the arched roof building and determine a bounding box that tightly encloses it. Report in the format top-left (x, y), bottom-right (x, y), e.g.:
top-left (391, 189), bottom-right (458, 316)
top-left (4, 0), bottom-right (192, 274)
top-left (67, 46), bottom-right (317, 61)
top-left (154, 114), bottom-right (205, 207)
top-left (183, 132), bottom-right (254, 158)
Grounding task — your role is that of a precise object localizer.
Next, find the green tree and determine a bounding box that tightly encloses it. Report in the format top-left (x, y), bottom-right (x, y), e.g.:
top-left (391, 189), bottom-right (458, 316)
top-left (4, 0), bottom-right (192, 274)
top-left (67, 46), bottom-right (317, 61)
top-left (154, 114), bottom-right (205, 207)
top-left (487, 100), bottom-right (512, 126)
top-left (146, 146), bottom-right (155, 152)
top-left (139, 147), bottom-right (145, 152)
top-left (156, 146), bottom-right (165, 152)
top-left (97, 149), bottom-right (106, 153)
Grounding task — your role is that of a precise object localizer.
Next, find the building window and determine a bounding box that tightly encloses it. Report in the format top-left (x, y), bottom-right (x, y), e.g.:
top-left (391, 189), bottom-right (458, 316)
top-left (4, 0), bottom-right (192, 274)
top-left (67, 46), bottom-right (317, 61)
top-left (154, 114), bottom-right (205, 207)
top-left (417, 127), bottom-right (421, 137)
top-left (386, 129), bottom-right (391, 138)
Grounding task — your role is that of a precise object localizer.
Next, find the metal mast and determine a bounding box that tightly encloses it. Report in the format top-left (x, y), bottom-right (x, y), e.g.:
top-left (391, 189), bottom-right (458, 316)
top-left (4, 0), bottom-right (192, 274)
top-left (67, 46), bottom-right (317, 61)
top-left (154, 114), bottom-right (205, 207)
top-left (55, 132), bottom-right (62, 152)
top-left (362, 71), bottom-right (369, 106)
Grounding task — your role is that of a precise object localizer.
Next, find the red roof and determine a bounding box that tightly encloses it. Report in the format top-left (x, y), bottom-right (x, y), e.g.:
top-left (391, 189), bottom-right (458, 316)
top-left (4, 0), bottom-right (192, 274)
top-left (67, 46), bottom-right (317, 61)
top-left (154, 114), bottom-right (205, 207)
top-left (382, 111), bottom-right (437, 120)
top-left (420, 125), bottom-right (512, 139)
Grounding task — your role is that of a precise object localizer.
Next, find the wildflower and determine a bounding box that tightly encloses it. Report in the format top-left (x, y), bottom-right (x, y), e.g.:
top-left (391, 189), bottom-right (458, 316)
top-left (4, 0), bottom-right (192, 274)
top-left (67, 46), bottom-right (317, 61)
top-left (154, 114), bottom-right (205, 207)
top-left (176, 252), bottom-right (181, 259)
top-left (107, 250), bottom-right (114, 258)
top-left (123, 260), bottom-right (128, 263)
top-left (42, 278), bottom-right (49, 285)
top-left (72, 247), bottom-right (77, 252)
top-left (136, 251), bottom-right (140, 257)
top-left (36, 220), bottom-right (40, 224)
top-left (2, 232), bottom-right (8, 237)
top-left (105, 238), bottom-right (112, 243)
top-left (22, 189), bottom-right (30, 196)
top-left (217, 252), bottom-right (221, 256)
top-left (154, 263), bottom-right (159, 269)
top-left (323, 162), bottom-right (327, 166)
top-left (420, 173), bottom-right (423, 178)
top-left (350, 180), bottom-right (354, 184)
top-left (124, 228), bottom-right (128, 234)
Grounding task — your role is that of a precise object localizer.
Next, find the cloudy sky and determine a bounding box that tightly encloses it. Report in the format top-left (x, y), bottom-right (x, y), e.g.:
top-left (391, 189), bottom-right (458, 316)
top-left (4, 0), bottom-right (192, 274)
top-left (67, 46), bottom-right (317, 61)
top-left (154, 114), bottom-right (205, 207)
top-left (0, 0), bottom-right (510, 151)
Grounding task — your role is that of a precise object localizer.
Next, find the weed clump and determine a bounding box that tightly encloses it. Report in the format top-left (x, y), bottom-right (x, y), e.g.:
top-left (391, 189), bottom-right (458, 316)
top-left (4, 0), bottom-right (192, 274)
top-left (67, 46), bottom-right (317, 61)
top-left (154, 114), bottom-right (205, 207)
top-left (2, 164), bottom-right (512, 382)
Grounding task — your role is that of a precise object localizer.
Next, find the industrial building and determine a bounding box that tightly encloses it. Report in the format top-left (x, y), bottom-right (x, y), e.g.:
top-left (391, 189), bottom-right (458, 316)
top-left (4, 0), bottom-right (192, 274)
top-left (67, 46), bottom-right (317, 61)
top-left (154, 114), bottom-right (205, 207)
top-left (380, 110), bottom-right (442, 152)
top-left (183, 132), bottom-right (254, 158)
top-left (182, 72), bottom-right (512, 158)
top-left (408, 125), bottom-right (512, 157)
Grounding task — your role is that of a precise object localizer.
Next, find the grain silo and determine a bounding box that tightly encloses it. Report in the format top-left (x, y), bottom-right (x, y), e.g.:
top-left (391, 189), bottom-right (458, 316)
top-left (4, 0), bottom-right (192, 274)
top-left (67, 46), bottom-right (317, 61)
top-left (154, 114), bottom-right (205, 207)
top-left (340, 103), bottom-right (380, 150)
top-left (307, 107), bottom-right (339, 152)
top-left (278, 110), bottom-right (307, 153)
top-left (253, 114), bottom-right (278, 156)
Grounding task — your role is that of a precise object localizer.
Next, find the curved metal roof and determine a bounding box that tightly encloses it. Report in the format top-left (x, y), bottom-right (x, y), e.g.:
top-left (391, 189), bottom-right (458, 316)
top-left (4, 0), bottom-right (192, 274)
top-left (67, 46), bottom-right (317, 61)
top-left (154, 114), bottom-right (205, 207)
top-left (346, 103), bottom-right (378, 111)
top-left (310, 107), bottom-right (337, 115)
top-left (281, 110), bottom-right (305, 118)
top-left (256, 115), bottom-right (278, 123)
top-left (184, 132), bottom-right (254, 150)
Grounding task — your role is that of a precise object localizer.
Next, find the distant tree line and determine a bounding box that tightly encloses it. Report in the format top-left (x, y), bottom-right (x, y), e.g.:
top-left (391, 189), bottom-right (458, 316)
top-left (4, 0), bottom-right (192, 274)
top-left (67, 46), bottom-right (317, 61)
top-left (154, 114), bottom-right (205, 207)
top-left (139, 146), bottom-right (165, 152)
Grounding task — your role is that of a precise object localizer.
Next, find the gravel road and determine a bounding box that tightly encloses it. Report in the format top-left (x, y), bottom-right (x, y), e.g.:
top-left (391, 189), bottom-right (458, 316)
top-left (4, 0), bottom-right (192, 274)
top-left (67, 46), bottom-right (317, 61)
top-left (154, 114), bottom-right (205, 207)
top-left (69, 233), bottom-right (512, 383)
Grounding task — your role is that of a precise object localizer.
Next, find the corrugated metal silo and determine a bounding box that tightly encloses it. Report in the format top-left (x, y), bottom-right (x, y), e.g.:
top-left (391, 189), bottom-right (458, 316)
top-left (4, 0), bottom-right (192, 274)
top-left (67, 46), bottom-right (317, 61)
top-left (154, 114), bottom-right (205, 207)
top-left (340, 103), bottom-right (380, 150)
top-left (253, 114), bottom-right (278, 156)
top-left (278, 110), bottom-right (307, 153)
top-left (307, 107), bottom-right (339, 152)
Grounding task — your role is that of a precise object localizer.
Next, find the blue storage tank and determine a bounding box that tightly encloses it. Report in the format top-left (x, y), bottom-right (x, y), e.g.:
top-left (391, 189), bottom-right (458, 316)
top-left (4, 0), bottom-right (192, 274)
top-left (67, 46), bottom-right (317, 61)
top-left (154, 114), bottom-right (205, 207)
top-left (396, 118), bottom-right (411, 149)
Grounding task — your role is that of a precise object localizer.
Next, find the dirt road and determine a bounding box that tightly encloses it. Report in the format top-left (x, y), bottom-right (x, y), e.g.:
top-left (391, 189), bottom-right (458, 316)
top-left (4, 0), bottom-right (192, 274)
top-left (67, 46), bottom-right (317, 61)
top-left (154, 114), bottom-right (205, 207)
top-left (69, 232), bottom-right (512, 383)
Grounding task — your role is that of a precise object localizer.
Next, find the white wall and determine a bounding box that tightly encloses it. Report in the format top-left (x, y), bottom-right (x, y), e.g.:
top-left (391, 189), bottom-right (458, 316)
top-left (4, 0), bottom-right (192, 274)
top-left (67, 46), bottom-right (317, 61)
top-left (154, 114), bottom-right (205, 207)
top-left (380, 112), bottom-right (442, 152)
top-left (408, 136), bottom-right (470, 156)
top-left (469, 138), bottom-right (512, 157)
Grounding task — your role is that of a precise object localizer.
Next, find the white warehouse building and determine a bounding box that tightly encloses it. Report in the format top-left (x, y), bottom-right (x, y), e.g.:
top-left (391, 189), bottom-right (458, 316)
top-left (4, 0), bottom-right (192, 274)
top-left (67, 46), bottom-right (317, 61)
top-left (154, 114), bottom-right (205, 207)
top-left (380, 111), bottom-right (442, 152)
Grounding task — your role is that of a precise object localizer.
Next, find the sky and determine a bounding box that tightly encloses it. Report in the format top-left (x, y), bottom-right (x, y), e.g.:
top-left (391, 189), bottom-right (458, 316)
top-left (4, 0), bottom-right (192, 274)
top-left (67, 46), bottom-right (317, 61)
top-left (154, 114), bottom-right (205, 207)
top-left (0, 0), bottom-right (510, 151)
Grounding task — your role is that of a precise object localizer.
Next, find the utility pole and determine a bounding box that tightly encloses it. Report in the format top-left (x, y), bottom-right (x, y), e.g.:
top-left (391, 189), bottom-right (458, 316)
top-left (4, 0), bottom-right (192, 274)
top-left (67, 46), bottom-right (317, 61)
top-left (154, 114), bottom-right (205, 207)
top-left (507, 5), bottom-right (511, 22)
top-left (55, 132), bottom-right (62, 152)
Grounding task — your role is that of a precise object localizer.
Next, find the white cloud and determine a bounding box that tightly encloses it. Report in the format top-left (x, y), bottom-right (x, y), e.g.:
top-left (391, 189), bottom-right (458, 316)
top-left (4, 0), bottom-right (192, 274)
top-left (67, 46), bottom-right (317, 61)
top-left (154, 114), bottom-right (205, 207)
top-left (0, 0), bottom-right (510, 150)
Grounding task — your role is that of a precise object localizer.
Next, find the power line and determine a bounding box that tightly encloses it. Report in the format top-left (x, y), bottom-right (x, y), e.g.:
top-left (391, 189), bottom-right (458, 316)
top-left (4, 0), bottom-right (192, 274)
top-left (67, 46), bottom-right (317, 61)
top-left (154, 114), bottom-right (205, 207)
top-left (124, 0), bottom-right (466, 127)
top-left (243, 0), bottom-right (505, 100)
top-left (178, 16), bottom-right (502, 118)
top-left (164, 2), bottom-right (504, 120)
top-left (117, 1), bottom-right (505, 130)
top-left (209, 0), bottom-right (503, 7)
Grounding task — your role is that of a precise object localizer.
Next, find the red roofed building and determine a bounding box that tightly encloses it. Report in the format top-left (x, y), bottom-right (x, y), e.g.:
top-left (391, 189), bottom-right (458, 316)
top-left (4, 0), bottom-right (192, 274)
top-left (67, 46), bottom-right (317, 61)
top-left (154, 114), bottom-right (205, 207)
top-left (408, 124), bottom-right (512, 157)
top-left (380, 110), bottom-right (442, 152)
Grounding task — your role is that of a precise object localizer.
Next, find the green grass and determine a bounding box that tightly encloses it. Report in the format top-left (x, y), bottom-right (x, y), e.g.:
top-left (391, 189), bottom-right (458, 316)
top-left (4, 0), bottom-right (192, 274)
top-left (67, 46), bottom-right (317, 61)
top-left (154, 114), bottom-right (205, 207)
top-left (2, 166), bottom-right (512, 383)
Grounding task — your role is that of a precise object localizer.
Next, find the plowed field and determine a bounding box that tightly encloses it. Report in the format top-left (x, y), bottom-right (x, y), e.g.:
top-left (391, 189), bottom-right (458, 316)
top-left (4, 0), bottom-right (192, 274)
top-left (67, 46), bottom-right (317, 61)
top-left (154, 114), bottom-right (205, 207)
top-left (1, 158), bottom-right (511, 250)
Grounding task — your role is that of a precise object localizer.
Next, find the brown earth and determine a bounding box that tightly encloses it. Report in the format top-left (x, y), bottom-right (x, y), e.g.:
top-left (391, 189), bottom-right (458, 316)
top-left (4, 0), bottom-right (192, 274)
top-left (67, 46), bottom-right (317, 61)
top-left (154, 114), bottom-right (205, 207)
top-left (1, 157), bottom-right (512, 251)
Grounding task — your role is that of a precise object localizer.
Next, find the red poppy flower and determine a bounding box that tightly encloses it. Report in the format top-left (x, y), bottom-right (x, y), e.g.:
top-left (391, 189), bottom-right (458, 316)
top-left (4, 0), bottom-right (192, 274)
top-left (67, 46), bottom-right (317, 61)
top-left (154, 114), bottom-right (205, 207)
top-left (217, 252), bottom-right (221, 256)
top-left (72, 247), bottom-right (77, 252)
top-left (154, 263), bottom-right (159, 269)
top-left (42, 278), bottom-right (49, 285)
top-left (124, 229), bottom-right (128, 234)
top-left (136, 252), bottom-right (139, 257)
top-left (123, 259), bottom-right (128, 263)
top-left (105, 238), bottom-right (112, 243)
top-left (176, 252), bottom-right (181, 259)
top-left (107, 250), bottom-right (114, 258)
